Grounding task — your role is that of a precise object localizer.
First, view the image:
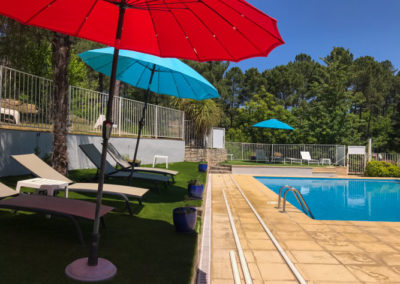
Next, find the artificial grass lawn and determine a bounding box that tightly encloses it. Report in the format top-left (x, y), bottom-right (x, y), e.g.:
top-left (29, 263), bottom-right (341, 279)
top-left (223, 160), bottom-right (333, 167)
top-left (0, 162), bottom-right (205, 284)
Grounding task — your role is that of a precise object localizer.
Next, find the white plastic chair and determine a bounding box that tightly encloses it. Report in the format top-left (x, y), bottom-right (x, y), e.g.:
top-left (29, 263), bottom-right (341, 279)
top-left (300, 151), bottom-right (320, 165)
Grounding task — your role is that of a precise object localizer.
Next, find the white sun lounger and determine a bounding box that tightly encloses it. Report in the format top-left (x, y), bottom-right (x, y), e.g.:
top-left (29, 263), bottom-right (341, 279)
top-left (11, 154), bottom-right (149, 216)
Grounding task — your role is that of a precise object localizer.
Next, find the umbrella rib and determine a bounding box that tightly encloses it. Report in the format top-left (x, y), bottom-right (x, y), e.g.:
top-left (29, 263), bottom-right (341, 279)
top-left (179, 71), bottom-right (208, 99)
top-left (134, 62), bottom-right (150, 88)
top-left (200, 0), bottom-right (281, 59)
top-left (182, 1), bottom-right (235, 60)
top-left (24, 0), bottom-right (57, 24)
top-left (215, 0), bottom-right (284, 44)
top-left (157, 70), bottom-right (161, 94)
top-left (116, 59), bottom-right (142, 78)
top-left (199, 0), bottom-right (264, 57)
top-left (146, 1), bottom-right (162, 56)
top-left (74, 0), bottom-right (99, 36)
top-left (169, 70), bottom-right (184, 98)
top-left (163, 0), bottom-right (201, 61)
top-left (128, 0), bottom-right (200, 10)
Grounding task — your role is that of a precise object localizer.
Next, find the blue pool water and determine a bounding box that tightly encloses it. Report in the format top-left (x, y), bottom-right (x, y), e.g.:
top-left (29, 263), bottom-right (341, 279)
top-left (255, 177), bottom-right (400, 222)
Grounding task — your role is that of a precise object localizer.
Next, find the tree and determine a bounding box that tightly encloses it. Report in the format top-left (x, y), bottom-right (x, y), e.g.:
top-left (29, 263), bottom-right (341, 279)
top-left (0, 16), bottom-right (52, 77)
top-left (51, 33), bottom-right (71, 175)
top-left (172, 98), bottom-right (221, 138)
top-left (227, 86), bottom-right (293, 143)
top-left (241, 67), bottom-right (264, 103)
top-left (351, 56), bottom-right (396, 149)
top-left (222, 67), bottom-right (243, 128)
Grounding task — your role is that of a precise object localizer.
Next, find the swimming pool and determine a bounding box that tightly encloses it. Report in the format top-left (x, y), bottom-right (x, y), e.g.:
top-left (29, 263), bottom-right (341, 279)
top-left (255, 177), bottom-right (400, 222)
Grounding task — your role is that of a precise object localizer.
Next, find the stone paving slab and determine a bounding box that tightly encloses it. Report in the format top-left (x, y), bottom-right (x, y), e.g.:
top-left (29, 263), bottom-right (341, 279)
top-left (224, 174), bottom-right (400, 283)
top-left (211, 174), bottom-right (297, 283)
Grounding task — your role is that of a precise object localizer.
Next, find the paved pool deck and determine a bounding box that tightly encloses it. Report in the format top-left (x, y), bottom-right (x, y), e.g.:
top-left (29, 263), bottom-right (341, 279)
top-left (211, 174), bottom-right (400, 283)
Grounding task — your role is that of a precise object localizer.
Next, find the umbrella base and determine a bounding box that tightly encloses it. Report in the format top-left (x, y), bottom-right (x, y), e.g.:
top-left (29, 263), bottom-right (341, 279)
top-left (65, 257), bottom-right (117, 282)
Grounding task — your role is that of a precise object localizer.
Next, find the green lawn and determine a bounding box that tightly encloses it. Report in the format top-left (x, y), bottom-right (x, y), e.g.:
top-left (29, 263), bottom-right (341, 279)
top-left (223, 160), bottom-right (332, 167)
top-left (0, 162), bottom-right (206, 284)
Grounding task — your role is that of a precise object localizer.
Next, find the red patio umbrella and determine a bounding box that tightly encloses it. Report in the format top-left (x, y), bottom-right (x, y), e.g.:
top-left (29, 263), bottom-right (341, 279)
top-left (0, 0), bottom-right (284, 281)
top-left (0, 0), bottom-right (283, 62)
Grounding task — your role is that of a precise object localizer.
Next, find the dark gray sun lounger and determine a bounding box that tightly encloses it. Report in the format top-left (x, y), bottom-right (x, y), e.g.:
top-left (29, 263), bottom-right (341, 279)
top-left (106, 143), bottom-right (179, 182)
top-left (11, 154), bottom-right (149, 216)
top-left (0, 194), bottom-right (113, 244)
top-left (79, 144), bottom-right (170, 191)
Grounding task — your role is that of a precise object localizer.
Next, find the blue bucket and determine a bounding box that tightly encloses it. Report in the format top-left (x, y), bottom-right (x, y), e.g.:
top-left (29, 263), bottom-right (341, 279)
top-left (188, 184), bottom-right (204, 199)
top-left (198, 163), bottom-right (208, 172)
top-left (173, 207), bottom-right (197, 233)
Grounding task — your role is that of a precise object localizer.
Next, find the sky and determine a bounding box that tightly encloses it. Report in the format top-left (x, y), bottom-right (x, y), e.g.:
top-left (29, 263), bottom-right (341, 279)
top-left (231, 0), bottom-right (400, 72)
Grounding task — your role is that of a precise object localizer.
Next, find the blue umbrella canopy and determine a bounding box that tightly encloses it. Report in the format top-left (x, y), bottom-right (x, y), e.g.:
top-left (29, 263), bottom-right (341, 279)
top-left (79, 47), bottom-right (219, 100)
top-left (253, 119), bottom-right (294, 130)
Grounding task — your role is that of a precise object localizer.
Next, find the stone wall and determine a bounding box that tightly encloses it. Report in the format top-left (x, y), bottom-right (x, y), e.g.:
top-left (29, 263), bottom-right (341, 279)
top-left (185, 148), bottom-right (227, 166)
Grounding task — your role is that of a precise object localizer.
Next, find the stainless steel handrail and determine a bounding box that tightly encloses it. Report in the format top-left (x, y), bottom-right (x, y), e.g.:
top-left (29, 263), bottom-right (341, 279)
top-left (277, 186), bottom-right (314, 219)
top-left (277, 185), bottom-right (291, 209)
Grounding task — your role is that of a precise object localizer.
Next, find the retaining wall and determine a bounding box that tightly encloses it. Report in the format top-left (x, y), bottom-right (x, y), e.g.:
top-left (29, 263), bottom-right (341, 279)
top-left (0, 128), bottom-right (184, 177)
top-left (185, 148), bottom-right (227, 166)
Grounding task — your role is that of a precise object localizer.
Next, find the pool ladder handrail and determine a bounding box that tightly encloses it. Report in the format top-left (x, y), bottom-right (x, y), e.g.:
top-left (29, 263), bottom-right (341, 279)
top-left (277, 185), bottom-right (314, 219)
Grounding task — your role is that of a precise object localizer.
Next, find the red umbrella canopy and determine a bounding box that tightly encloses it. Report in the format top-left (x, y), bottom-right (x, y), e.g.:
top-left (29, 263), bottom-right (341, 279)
top-left (0, 0), bottom-right (284, 62)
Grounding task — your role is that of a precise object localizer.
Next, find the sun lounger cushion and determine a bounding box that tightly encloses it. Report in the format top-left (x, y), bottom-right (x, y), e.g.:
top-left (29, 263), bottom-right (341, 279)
top-left (69, 183), bottom-right (148, 199)
top-left (0, 182), bottom-right (18, 199)
top-left (0, 194), bottom-right (113, 244)
top-left (12, 154), bottom-right (72, 183)
top-left (11, 154), bottom-right (149, 215)
top-left (0, 194), bottom-right (113, 220)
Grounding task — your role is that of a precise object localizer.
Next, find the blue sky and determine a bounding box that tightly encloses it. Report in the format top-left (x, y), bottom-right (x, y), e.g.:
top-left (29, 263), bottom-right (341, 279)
top-left (231, 0), bottom-right (400, 72)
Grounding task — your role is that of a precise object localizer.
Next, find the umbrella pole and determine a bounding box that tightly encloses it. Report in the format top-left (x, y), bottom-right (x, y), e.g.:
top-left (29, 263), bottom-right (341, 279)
top-left (129, 65), bottom-right (156, 183)
top-left (66, 2), bottom-right (126, 282)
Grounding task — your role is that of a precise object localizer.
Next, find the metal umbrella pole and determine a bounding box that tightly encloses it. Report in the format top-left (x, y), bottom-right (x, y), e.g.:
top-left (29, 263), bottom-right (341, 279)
top-left (87, 3), bottom-right (126, 267)
top-left (128, 64), bottom-right (156, 183)
top-left (66, 1), bottom-right (126, 281)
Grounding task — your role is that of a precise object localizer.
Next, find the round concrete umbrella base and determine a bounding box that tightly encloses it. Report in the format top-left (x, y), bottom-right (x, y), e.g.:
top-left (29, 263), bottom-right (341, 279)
top-left (65, 257), bottom-right (117, 282)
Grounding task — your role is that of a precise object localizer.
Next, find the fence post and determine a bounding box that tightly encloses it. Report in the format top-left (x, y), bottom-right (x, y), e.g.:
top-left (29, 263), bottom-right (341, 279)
top-left (0, 66), bottom-right (3, 110)
top-left (118, 98), bottom-right (122, 136)
top-left (67, 85), bottom-right (71, 131)
top-left (241, 143), bottom-right (244, 160)
top-left (181, 111), bottom-right (185, 141)
top-left (154, 105), bottom-right (158, 139)
top-left (368, 138), bottom-right (372, 162)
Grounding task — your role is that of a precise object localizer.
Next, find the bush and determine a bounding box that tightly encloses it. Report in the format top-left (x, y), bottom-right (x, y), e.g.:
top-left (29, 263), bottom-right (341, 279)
top-left (365, 160), bottom-right (400, 177)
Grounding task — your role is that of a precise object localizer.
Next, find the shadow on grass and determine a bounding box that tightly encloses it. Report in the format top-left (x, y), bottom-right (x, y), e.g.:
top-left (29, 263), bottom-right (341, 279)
top-left (0, 162), bottom-right (205, 283)
top-left (0, 210), bottom-right (197, 284)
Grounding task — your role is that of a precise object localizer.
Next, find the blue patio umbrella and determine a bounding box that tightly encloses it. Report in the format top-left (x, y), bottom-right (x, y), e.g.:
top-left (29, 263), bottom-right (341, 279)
top-left (253, 119), bottom-right (294, 130)
top-left (79, 47), bottom-right (219, 100)
top-left (79, 47), bottom-right (219, 181)
top-left (253, 119), bottom-right (294, 163)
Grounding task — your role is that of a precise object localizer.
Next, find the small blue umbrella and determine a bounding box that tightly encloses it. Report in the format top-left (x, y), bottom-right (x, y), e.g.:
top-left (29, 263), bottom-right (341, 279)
top-left (253, 119), bottom-right (294, 130)
top-left (79, 47), bottom-right (219, 182)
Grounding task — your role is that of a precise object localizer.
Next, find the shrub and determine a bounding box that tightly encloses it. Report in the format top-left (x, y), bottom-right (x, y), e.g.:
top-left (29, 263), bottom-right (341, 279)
top-left (365, 160), bottom-right (400, 177)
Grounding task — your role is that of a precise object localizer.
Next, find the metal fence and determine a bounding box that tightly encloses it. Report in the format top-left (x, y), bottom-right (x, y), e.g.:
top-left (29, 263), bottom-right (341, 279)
top-left (226, 142), bottom-right (346, 166)
top-left (0, 65), bottom-right (184, 139)
top-left (184, 120), bottom-right (206, 148)
top-left (372, 153), bottom-right (400, 166)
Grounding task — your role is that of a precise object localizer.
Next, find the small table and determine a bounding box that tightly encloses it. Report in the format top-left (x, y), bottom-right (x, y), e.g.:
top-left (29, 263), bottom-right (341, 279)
top-left (152, 155), bottom-right (168, 169)
top-left (16, 178), bottom-right (69, 197)
top-left (320, 158), bottom-right (332, 165)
